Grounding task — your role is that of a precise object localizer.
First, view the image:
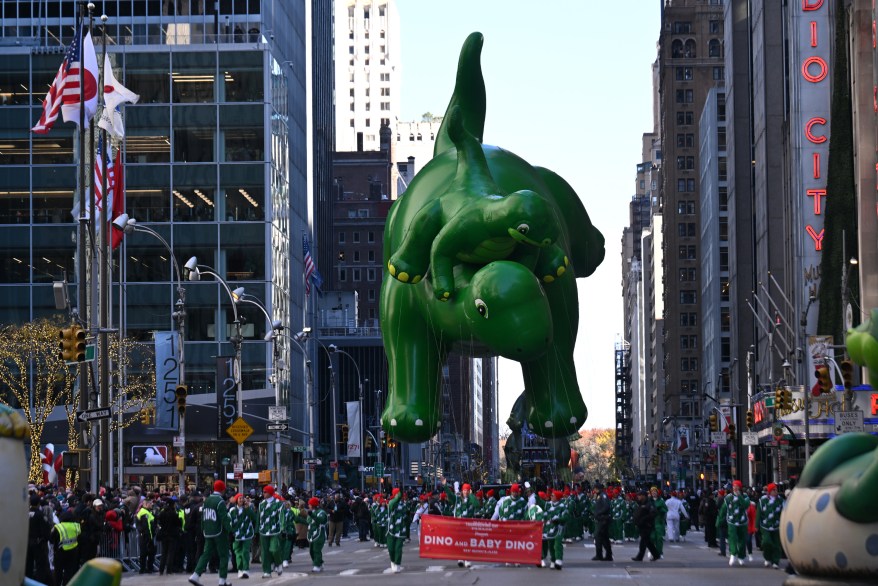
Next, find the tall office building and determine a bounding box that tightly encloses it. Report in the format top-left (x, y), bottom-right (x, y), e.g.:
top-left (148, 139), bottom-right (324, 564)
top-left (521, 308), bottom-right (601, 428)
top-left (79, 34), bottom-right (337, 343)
top-left (0, 0), bottom-right (314, 489)
top-left (656, 0), bottom-right (725, 438)
top-left (333, 0), bottom-right (401, 153)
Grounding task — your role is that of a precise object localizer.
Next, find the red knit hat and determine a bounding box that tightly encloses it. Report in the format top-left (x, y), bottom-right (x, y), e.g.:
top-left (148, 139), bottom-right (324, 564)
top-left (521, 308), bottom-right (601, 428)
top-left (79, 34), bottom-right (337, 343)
top-left (308, 497), bottom-right (319, 507)
top-left (733, 480), bottom-right (743, 489)
top-left (767, 483), bottom-right (777, 493)
top-left (213, 480), bottom-right (226, 493)
top-left (487, 489), bottom-right (495, 498)
top-left (391, 487), bottom-right (400, 496)
top-left (461, 483), bottom-right (471, 491)
top-left (538, 491), bottom-right (547, 500)
top-left (263, 485), bottom-right (275, 496)
top-left (510, 483), bottom-right (520, 494)
top-left (552, 490), bottom-right (563, 500)
top-left (475, 490), bottom-right (484, 498)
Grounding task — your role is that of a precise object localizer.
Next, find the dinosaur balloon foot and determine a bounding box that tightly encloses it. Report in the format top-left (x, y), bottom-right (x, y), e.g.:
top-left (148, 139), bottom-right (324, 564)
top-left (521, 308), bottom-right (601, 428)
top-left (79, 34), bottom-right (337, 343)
top-left (524, 393), bottom-right (586, 438)
top-left (381, 401), bottom-right (440, 443)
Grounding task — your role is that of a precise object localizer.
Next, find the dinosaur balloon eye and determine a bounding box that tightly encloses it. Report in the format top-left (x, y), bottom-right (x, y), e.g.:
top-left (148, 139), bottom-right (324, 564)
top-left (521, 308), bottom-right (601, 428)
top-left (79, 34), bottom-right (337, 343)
top-left (474, 298), bottom-right (489, 319)
top-left (517, 224), bottom-right (530, 235)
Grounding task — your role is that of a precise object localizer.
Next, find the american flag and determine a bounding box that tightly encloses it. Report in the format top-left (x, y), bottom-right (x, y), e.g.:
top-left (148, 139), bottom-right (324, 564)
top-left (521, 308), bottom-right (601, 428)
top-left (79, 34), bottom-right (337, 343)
top-left (303, 234), bottom-right (323, 295)
top-left (32, 24), bottom-right (98, 134)
top-left (94, 137), bottom-right (115, 220)
top-left (71, 137), bottom-right (114, 223)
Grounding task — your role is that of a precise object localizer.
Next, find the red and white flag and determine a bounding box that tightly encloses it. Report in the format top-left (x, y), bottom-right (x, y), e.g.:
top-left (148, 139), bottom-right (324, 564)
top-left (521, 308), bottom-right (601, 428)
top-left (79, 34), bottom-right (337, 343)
top-left (97, 52), bottom-right (139, 138)
top-left (32, 25), bottom-right (99, 134)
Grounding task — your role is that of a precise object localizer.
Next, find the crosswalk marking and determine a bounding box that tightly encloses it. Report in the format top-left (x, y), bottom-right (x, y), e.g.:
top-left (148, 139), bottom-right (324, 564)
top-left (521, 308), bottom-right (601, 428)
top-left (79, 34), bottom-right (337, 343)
top-left (339, 569), bottom-right (360, 575)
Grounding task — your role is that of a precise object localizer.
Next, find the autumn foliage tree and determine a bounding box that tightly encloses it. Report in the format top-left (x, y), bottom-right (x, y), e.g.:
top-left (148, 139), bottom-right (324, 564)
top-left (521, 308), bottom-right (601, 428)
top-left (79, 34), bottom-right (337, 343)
top-left (0, 317), bottom-right (155, 484)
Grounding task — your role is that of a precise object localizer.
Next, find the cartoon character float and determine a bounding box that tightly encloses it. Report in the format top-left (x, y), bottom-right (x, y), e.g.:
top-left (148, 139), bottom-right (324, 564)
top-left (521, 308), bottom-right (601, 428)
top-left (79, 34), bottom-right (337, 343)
top-left (0, 404), bottom-right (121, 586)
top-left (380, 33), bottom-right (605, 443)
top-left (779, 311), bottom-right (878, 581)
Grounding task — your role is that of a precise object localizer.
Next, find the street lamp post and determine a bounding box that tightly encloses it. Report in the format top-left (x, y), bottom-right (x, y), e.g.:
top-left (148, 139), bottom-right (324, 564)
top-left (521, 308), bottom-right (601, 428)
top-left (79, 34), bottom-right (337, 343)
top-left (230, 288), bottom-right (284, 485)
top-left (328, 345), bottom-right (364, 492)
top-left (184, 257), bottom-right (245, 493)
top-left (112, 213), bottom-right (188, 495)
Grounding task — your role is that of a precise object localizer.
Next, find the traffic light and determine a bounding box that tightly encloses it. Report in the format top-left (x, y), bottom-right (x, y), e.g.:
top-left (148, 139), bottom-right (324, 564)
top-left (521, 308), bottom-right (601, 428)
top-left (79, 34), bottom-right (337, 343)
top-left (656, 444), bottom-right (664, 455)
top-left (775, 385), bottom-right (784, 410)
top-left (341, 424), bottom-right (349, 444)
top-left (782, 388), bottom-right (793, 411)
top-left (841, 360), bottom-right (854, 390)
top-left (709, 413), bottom-right (718, 432)
top-left (815, 366), bottom-right (833, 393)
top-left (365, 435), bottom-right (373, 449)
top-left (651, 454), bottom-right (659, 466)
top-left (58, 324), bottom-right (86, 362)
top-left (175, 384), bottom-right (188, 415)
top-left (728, 423), bottom-right (736, 442)
top-left (745, 409), bottom-right (754, 429)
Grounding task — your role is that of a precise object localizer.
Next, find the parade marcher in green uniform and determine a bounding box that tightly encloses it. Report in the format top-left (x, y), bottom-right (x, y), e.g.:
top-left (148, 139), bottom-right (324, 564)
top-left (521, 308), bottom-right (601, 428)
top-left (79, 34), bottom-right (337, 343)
top-left (385, 488), bottom-right (408, 573)
top-left (756, 483), bottom-right (782, 569)
top-left (525, 492), bottom-right (545, 567)
top-left (281, 498), bottom-right (297, 567)
top-left (719, 480), bottom-right (750, 566)
top-left (443, 479), bottom-right (479, 568)
top-left (623, 491), bottom-right (637, 541)
top-left (649, 486), bottom-right (668, 558)
top-left (257, 485), bottom-right (284, 577)
top-left (229, 493), bottom-right (258, 579)
top-left (610, 487), bottom-right (625, 542)
top-left (482, 489), bottom-right (498, 519)
top-left (189, 480), bottom-right (232, 586)
top-left (371, 494), bottom-right (387, 547)
top-left (543, 490), bottom-right (569, 570)
top-left (306, 497), bottom-right (328, 572)
top-left (497, 483), bottom-right (527, 520)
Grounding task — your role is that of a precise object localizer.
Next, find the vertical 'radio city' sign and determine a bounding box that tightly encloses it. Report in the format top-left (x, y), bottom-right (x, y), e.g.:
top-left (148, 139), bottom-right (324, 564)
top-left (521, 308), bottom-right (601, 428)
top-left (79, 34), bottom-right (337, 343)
top-left (797, 0), bottom-right (832, 254)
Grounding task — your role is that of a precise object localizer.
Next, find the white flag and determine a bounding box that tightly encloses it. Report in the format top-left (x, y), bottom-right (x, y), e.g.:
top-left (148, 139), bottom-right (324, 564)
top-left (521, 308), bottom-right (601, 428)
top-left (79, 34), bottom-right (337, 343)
top-left (97, 53), bottom-right (139, 138)
top-left (346, 401), bottom-right (362, 458)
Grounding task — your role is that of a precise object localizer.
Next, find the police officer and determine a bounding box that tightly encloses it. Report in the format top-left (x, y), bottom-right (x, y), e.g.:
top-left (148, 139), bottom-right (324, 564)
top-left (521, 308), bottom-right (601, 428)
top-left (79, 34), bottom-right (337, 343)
top-left (51, 509), bottom-right (81, 585)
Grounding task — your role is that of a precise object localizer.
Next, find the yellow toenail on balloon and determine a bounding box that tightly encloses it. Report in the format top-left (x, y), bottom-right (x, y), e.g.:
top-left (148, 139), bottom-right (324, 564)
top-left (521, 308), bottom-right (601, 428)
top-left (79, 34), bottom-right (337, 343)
top-left (543, 275), bottom-right (555, 283)
top-left (564, 256), bottom-right (569, 266)
top-left (388, 264), bottom-right (396, 276)
top-left (412, 275), bottom-right (422, 284)
top-left (557, 266), bottom-right (565, 277)
top-left (399, 272), bottom-right (409, 282)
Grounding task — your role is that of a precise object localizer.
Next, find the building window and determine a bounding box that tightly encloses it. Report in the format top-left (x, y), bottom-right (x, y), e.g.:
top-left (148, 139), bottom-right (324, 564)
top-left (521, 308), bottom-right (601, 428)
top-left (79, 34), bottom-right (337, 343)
top-left (710, 20), bottom-right (721, 34)
top-left (338, 232), bottom-right (345, 243)
top-left (349, 45), bottom-right (354, 54)
top-left (367, 268), bottom-right (376, 281)
top-left (381, 73), bottom-right (390, 81)
top-left (368, 231), bottom-right (375, 243)
top-left (713, 66), bottom-right (724, 80)
top-left (353, 232), bottom-right (360, 243)
top-left (709, 39), bottom-right (722, 58)
top-left (680, 290), bottom-right (696, 304)
top-left (353, 251), bottom-right (360, 263)
top-left (353, 269), bottom-right (361, 281)
top-left (368, 250), bottom-right (375, 262)
top-left (368, 288), bottom-right (376, 300)
top-left (339, 269), bottom-right (347, 282)
top-left (673, 21), bottom-right (692, 34)
top-left (381, 87), bottom-right (390, 96)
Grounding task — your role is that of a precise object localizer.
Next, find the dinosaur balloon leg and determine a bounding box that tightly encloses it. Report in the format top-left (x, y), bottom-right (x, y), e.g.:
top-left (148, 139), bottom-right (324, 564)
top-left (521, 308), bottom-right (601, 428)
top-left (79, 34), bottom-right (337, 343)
top-left (381, 261), bottom-right (552, 442)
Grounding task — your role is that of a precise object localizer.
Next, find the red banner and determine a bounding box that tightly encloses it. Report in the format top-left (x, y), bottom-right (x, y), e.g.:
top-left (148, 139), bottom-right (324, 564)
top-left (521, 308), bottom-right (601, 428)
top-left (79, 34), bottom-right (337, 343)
top-left (419, 515), bottom-right (542, 564)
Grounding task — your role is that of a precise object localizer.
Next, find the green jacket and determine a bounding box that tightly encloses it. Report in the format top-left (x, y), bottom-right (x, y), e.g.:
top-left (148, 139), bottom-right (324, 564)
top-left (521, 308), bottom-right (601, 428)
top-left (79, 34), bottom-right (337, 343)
top-left (386, 492), bottom-right (408, 538)
top-left (201, 492), bottom-right (230, 538)
top-left (307, 508), bottom-right (327, 542)
top-left (444, 485), bottom-right (480, 518)
top-left (498, 495), bottom-right (527, 521)
top-left (229, 504), bottom-right (258, 541)
top-left (258, 497), bottom-right (284, 536)
top-left (756, 495), bottom-right (783, 531)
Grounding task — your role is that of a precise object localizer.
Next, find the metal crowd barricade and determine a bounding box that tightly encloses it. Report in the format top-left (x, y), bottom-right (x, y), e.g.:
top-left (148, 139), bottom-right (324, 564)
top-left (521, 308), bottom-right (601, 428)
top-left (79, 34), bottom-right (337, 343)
top-left (97, 525), bottom-right (164, 573)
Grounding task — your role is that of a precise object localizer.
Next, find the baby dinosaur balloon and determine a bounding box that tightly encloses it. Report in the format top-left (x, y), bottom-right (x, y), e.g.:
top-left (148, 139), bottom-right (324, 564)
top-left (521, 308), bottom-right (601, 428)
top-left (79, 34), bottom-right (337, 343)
top-left (380, 33), bottom-right (605, 442)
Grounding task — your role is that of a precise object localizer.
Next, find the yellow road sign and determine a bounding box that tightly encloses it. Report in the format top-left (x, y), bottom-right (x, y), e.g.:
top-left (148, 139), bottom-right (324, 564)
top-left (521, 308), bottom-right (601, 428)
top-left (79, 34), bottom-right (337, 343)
top-left (227, 417), bottom-right (254, 444)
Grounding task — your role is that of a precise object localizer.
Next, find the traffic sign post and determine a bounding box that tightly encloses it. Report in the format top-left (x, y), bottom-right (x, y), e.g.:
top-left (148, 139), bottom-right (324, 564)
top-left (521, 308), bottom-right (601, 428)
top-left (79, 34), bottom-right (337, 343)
top-left (836, 410), bottom-right (865, 434)
top-left (268, 406), bottom-right (287, 422)
top-left (742, 431), bottom-right (759, 446)
top-left (77, 408), bottom-right (112, 422)
top-left (226, 417), bottom-right (254, 444)
top-left (374, 462), bottom-right (385, 477)
top-left (710, 432), bottom-right (726, 444)
top-left (292, 445), bottom-right (306, 452)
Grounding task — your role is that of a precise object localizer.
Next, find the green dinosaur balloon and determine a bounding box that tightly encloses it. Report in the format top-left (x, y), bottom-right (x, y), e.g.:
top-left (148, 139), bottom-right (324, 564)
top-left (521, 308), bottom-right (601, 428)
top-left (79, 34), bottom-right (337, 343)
top-left (380, 33), bottom-right (605, 442)
top-left (845, 307), bottom-right (878, 388)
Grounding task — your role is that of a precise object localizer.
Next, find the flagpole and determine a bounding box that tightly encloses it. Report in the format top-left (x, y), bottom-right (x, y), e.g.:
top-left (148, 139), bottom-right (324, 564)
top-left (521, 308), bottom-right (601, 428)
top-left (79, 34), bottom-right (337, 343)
top-left (98, 12), bottom-right (112, 487)
top-left (75, 2), bottom-right (90, 491)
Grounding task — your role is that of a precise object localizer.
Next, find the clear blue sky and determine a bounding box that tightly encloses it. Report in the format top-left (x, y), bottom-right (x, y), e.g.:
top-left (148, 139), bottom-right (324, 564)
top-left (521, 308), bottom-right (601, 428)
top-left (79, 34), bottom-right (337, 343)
top-left (396, 1), bottom-right (661, 430)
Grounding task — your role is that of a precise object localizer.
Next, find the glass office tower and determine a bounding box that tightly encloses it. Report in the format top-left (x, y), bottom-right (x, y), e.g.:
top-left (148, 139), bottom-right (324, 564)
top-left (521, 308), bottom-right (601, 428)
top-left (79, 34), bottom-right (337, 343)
top-left (0, 0), bottom-right (310, 489)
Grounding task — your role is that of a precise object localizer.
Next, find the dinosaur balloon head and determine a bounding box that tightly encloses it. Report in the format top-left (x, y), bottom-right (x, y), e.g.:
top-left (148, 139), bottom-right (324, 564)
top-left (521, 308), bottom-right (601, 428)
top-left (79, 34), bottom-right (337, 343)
top-left (461, 260), bottom-right (552, 360)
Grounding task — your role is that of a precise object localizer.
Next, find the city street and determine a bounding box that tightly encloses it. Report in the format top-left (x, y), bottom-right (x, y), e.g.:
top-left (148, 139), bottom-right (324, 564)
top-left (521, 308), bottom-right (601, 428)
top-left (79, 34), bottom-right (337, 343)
top-left (119, 530), bottom-right (788, 586)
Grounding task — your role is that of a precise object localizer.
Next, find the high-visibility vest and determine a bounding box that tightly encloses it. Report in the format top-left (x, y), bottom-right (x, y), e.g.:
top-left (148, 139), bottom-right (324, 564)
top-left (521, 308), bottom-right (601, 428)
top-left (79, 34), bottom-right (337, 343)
top-left (137, 508), bottom-right (155, 539)
top-left (55, 521), bottom-right (81, 551)
top-left (178, 508), bottom-right (186, 532)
